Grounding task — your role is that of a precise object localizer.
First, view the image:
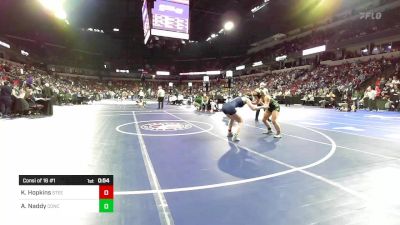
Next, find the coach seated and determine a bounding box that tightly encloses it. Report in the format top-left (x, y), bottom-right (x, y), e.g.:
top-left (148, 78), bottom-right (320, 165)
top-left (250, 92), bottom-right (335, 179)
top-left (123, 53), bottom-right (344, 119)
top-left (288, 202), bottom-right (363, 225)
top-left (308, 93), bottom-right (315, 106)
top-left (301, 94), bottom-right (309, 105)
top-left (215, 92), bottom-right (226, 109)
top-left (301, 92), bottom-right (315, 106)
top-left (186, 95), bottom-right (193, 105)
top-left (19, 84), bottom-right (44, 115)
top-left (209, 99), bottom-right (218, 112)
top-left (11, 83), bottom-right (29, 115)
top-left (168, 94), bottom-right (177, 105)
top-left (176, 93), bottom-right (184, 105)
top-left (79, 90), bottom-right (90, 104)
top-left (33, 83), bottom-right (54, 116)
top-left (194, 94), bottom-right (202, 110)
top-left (61, 90), bottom-right (73, 105)
top-left (201, 94), bottom-right (209, 111)
top-left (319, 91), bottom-right (336, 108)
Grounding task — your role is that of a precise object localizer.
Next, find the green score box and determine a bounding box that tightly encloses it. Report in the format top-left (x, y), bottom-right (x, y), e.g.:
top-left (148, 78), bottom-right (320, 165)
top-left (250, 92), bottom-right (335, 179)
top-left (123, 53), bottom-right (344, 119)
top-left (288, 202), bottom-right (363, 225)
top-left (99, 199), bottom-right (114, 213)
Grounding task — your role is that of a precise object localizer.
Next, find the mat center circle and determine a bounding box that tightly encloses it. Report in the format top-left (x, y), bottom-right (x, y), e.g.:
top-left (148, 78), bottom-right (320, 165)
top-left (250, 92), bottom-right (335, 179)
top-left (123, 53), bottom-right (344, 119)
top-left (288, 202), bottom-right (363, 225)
top-left (140, 122), bottom-right (192, 131)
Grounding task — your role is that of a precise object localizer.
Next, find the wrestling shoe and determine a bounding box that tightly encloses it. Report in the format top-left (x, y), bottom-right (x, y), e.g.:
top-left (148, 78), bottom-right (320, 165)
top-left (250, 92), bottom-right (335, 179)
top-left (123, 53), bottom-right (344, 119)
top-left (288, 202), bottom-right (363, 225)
top-left (232, 133), bottom-right (240, 142)
top-left (274, 134), bottom-right (282, 138)
top-left (227, 132), bottom-right (233, 137)
top-left (263, 130), bottom-right (273, 135)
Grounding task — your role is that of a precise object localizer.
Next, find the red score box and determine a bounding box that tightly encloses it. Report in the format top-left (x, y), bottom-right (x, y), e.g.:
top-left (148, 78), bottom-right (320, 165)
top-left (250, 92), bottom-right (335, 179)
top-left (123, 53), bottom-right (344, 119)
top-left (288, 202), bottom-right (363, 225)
top-left (99, 185), bottom-right (114, 199)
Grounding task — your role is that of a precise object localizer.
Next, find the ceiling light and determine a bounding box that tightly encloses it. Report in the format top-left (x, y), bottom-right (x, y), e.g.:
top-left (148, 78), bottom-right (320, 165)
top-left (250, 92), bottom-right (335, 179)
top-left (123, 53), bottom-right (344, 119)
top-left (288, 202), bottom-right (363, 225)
top-left (224, 21), bottom-right (234, 31)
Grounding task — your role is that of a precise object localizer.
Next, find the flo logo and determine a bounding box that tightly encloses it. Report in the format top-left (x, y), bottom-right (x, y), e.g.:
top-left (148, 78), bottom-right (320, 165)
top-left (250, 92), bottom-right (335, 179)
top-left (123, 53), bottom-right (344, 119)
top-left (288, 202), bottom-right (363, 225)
top-left (140, 122), bottom-right (192, 131)
top-left (360, 11), bottom-right (382, 20)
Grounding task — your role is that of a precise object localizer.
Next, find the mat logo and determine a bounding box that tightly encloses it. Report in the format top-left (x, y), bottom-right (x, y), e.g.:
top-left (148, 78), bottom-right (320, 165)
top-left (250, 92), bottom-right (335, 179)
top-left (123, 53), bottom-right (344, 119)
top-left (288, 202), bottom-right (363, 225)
top-left (141, 122), bottom-right (192, 131)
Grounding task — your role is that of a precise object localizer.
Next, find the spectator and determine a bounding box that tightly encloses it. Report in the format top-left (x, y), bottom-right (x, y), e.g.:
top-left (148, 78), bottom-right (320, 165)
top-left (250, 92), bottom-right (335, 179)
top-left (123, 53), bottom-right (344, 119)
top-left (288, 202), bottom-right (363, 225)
top-left (364, 86), bottom-right (377, 111)
top-left (0, 80), bottom-right (13, 117)
top-left (11, 83), bottom-right (29, 115)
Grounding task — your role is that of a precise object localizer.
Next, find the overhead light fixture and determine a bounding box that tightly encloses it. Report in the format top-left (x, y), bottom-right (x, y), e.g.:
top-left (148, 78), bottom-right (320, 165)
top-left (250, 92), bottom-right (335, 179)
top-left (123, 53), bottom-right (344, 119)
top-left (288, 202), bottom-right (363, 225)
top-left (206, 22), bottom-right (234, 42)
top-left (236, 65), bottom-right (245, 71)
top-left (55, 9), bottom-right (67, 20)
top-left (275, 55), bottom-right (287, 62)
top-left (0, 41), bottom-right (10, 48)
top-left (180, 71), bottom-right (221, 75)
top-left (206, 71), bottom-right (221, 75)
top-left (87, 28), bottom-right (104, 33)
top-left (224, 21), bottom-right (234, 31)
top-left (116, 69), bottom-right (129, 73)
top-left (180, 72), bottom-right (203, 75)
top-left (302, 45), bottom-right (326, 56)
top-left (38, 0), bottom-right (67, 20)
top-left (251, 0), bottom-right (269, 13)
top-left (156, 71), bottom-right (170, 76)
top-left (252, 61), bottom-right (263, 67)
top-left (113, 28), bottom-right (119, 32)
top-left (21, 50), bottom-right (29, 56)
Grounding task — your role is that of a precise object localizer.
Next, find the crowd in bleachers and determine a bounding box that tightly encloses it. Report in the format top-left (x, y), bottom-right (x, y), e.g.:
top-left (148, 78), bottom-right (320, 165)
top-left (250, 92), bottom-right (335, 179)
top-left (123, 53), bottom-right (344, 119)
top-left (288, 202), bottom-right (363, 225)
top-left (188, 57), bottom-right (400, 112)
top-left (1, 54), bottom-right (400, 118)
top-left (256, 59), bottom-right (398, 111)
top-left (0, 60), bottom-right (151, 118)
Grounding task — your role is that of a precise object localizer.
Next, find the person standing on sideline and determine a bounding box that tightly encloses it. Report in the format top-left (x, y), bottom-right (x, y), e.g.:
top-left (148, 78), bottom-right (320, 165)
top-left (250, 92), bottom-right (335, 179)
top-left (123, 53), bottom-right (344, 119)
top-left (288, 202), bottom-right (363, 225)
top-left (0, 80), bottom-right (13, 117)
top-left (138, 87), bottom-right (145, 107)
top-left (255, 82), bottom-right (269, 121)
top-left (157, 86), bottom-right (165, 109)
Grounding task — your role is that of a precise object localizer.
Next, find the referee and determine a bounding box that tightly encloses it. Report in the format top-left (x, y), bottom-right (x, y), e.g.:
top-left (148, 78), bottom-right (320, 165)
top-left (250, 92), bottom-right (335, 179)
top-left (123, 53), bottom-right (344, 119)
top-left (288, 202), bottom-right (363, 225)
top-left (255, 82), bottom-right (269, 121)
top-left (157, 86), bottom-right (165, 109)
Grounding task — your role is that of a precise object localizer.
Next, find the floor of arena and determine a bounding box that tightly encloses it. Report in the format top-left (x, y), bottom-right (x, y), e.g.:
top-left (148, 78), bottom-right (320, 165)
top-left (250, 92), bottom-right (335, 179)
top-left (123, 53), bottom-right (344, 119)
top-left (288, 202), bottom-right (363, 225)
top-left (2, 101), bottom-right (400, 225)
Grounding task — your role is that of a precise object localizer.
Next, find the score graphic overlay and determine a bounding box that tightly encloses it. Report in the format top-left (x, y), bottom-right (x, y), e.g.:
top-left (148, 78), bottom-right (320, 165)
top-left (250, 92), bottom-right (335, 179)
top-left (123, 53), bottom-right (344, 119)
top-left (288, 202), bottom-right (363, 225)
top-left (18, 175), bottom-right (114, 213)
